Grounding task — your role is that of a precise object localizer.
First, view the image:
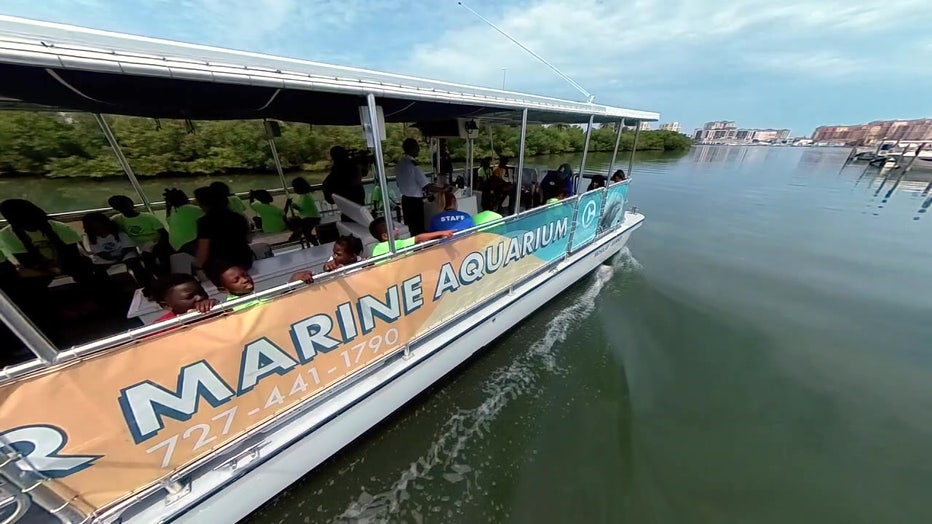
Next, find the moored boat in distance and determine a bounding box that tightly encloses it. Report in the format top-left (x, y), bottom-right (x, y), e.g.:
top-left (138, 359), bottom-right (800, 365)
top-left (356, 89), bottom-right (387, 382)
top-left (0, 15), bottom-right (657, 524)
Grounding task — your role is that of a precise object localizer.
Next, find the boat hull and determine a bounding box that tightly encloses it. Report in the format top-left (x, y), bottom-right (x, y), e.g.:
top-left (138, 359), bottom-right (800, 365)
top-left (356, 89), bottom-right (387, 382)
top-left (129, 212), bottom-right (643, 524)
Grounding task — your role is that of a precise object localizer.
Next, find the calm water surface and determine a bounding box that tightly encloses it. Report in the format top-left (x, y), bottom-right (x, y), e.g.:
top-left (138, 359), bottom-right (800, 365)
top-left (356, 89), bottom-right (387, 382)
top-left (236, 146), bottom-right (932, 523)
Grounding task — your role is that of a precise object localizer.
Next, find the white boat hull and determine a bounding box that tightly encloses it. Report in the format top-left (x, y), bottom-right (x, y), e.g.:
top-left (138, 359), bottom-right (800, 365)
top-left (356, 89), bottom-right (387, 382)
top-left (120, 212), bottom-right (643, 524)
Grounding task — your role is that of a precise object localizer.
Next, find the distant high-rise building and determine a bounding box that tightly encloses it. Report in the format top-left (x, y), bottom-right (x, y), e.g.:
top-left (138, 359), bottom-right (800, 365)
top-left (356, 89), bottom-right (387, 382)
top-left (638, 121), bottom-right (652, 131)
top-left (694, 121), bottom-right (789, 143)
top-left (811, 119), bottom-right (932, 145)
top-left (659, 122), bottom-right (681, 132)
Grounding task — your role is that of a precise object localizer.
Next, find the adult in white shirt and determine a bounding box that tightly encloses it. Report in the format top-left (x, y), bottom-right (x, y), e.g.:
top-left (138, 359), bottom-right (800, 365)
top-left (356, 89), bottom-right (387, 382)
top-left (395, 138), bottom-right (441, 235)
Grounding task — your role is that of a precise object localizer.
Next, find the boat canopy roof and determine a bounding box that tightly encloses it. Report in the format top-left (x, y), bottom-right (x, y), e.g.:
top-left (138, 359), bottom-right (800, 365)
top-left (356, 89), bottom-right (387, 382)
top-left (0, 15), bottom-right (659, 125)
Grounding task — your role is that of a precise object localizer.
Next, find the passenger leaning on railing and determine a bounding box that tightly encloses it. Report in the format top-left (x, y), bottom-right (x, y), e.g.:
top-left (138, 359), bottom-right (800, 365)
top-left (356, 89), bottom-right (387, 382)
top-left (153, 273), bottom-right (219, 322)
top-left (368, 216), bottom-right (453, 258)
top-left (204, 258), bottom-right (315, 313)
top-left (323, 234), bottom-right (364, 272)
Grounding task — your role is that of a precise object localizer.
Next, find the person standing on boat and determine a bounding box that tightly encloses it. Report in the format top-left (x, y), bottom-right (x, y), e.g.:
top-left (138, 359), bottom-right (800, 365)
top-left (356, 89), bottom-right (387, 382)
top-left (395, 138), bottom-right (442, 235)
top-left (195, 186), bottom-right (254, 271)
top-left (323, 146), bottom-right (366, 211)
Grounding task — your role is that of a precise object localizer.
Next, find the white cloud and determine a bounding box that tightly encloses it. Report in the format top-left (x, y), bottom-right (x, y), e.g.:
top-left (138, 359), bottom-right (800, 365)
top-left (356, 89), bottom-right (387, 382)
top-left (402, 0), bottom-right (925, 102)
top-left (750, 51), bottom-right (867, 79)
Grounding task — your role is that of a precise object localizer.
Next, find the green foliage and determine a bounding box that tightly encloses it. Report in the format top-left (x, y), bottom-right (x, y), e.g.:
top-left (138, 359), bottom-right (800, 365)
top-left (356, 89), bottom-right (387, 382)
top-left (0, 112), bottom-right (689, 179)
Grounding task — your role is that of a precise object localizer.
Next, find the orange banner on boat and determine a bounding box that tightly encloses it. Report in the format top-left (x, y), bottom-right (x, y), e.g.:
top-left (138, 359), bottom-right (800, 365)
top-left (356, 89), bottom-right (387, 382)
top-left (0, 203), bottom-right (577, 511)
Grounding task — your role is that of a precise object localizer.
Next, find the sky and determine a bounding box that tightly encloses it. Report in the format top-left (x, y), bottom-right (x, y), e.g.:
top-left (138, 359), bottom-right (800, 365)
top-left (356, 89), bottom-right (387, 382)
top-left (2, 0), bottom-right (930, 136)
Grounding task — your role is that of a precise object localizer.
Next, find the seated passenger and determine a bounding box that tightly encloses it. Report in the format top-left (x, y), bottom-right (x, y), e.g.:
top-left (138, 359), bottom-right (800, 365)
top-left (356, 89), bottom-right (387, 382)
top-left (108, 195), bottom-right (170, 271)
top-left (82, 212), bottom-right (138, 265)
top-left (546, 188), bottom-right (569, 205)
top-left (286, 177), bottom-right (321, 245)
top-left (368, 217), bottom-right (453, 258)
top-left (587, 175), bottom-right (607, 191)
top-left (248, 189), bottom-right (287, 233)
top-left (205, 259), bottom-right (313, 313)
top-left (611, 169), bottom-right (627, 183)
top-left (473, 209), bottom-right (504, 226)
top-left (429, 192), bottom-right (475, 232)
top-left (476, 156), bottom-right (494, 185)
top-left (210, 181), bottom-right (249, 217)
top-left (154, 273), bottom-right (219, 322)
top-left (82, 212), bottom-right (155, 294)
top-left (163, 188), bottom-right (205, 255)
top-left (324, 234), bottom-right (364, 272)
top-left (195, 186), bottom-right (254, 271)
top-left (0, 199), bottom-right (95, 283)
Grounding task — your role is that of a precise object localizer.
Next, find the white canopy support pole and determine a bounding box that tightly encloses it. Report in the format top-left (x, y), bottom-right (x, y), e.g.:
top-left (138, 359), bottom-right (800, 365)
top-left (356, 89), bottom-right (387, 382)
top-left (264, 119), bottom-right (289, 196)
top-left (488, 122), bottom-right (495, 154)
top-left (608, 119), bottom-right (624, 175)
top-left (578, 115), bottom-right (595, 192)
top-left (514, 108), bottom-right (528, 215)
top-left (628, 120), bottom-right (641, 176)
top-left (365, 93), bottom-right (397, 254)
top-left (94, 113), bottom-right (153, 213)
top-left (467, 137), bottom-right (474, 192)
top-left (0, 288), bottom-right (57, 363)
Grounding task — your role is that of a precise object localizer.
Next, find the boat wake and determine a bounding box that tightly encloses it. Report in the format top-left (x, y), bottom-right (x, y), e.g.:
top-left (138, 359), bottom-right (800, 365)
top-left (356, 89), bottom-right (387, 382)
top-left (334, 259), bottom-right (626, 523)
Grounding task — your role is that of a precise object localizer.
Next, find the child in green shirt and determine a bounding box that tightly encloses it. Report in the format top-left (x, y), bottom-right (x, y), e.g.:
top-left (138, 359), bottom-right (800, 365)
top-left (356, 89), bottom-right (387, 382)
top-left (108, 194), bottom-right (171, 272)
top-left (248, 189), bottom-right (287, 233)
top-left (286, 177), bottom-right (321, 245)
top-left (368, 217), bottom-right (452, 258)
top-left (163, 188), bottom-right (205, 254)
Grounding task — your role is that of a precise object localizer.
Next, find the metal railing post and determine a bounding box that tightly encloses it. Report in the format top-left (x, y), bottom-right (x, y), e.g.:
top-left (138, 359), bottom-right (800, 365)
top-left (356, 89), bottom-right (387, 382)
top-left (576, 115), bottom-right (595, 180)
top-left (264, 119), bottom-right (290, 196)
top-left (0, 288), bottom-right (57, 363)
top-left (365, 94), bottom-right (397, 253)
top-left (565, 194), bottom-right (582, 255)
top-left (608, 119), bottom-right (623, 175)
top-left (94, 114), bottom-right (153, 213)
top-left (514, 108), bottom-right (528, 215)
top-left (628, 121), bottom-right (641, 176)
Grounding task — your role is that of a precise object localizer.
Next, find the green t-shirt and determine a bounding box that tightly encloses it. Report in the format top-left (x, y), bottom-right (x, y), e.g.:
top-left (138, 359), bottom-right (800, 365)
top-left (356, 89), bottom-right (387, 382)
top-left (227, 294), bottom-right (264, 312)
top-left (371, 185), bottom-right (383, 210)
top-left (166, 204), bottom-right (204, 250)
top-left (473, 210), bottom-right (503, 225)
top-left (113, 212), bottom-right (165, 246)
top-left (0, 221), bottom-right (81, 263)
top-left (370, 237), bottom-right (416, 258)
top-left (250, 202), bottom-right (287, 233)
top-left (294, 194), bottom-right (320, 219)
top-left (228, 195), bottom-right (248, 215)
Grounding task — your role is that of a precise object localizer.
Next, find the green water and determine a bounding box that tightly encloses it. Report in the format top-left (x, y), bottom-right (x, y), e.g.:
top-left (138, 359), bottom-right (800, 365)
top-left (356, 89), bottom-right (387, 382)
top-left (233, 146), bottom-right (932, 523)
